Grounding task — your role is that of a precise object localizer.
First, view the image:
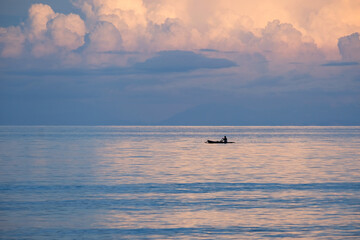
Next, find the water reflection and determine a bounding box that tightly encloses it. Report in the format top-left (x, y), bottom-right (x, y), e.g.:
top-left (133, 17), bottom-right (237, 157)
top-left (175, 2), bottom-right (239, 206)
top-left (0, 126), bottom-right (359, 239)
top-left (96, 127), bottom-right (360, 184)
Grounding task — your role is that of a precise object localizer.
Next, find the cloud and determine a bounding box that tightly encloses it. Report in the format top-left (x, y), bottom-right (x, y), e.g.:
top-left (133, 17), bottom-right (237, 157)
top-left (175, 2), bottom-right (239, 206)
top-left (0, 1), bottom-right (360, 126)
top-left (297, 0), bottom-right (360, 52)
top-left (74, 0), bottom-right (148, 28)
top-left (28, 3), bottom-right (55, 41)
top-left (6, 50), bottom-right (236, 75)
top-left (322, 61), bottom-right (359, 67)
top-left (0, 3), bottom-right (86, 58)
top-left (134, 50), bottom-right (236, 73)
top-left (48, 13), bottom-right (86, 50)
top-left (0, 0), bottom-right (360, 67)
top-left (73, 0), bottom-right (148, 51)
top-left (88, 21), bottom-right (123, 52)
top-left (338, 32), bottom-right (360, 62)
top-left (258, 20), bottom-right (322, 61)
top-left (0, 26), bottom-right (25, 57)
top-left (204, 19), bottom-right (323, 63)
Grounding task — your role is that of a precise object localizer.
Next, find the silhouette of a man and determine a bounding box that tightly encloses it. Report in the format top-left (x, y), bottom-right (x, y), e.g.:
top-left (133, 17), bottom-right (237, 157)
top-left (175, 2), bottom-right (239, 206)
top-left (221, 136), bottom-right (227, 143)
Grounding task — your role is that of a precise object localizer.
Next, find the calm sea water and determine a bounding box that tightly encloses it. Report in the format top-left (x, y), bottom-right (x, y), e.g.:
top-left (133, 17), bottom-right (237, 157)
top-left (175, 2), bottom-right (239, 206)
top-left (0, 126), bottom-right (359, 239)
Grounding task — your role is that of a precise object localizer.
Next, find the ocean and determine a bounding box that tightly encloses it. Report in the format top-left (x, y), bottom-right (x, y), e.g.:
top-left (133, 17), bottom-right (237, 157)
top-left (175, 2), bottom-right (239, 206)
top-left (0, 126), bottom-right (359, 239)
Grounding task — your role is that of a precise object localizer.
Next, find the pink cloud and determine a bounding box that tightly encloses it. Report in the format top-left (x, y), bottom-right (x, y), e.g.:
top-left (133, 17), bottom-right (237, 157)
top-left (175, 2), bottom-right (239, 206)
top-left (338, 32), bottom-right (360, 62)
top-left (0, 0), bottom-right (359, 67)
top-left (0, 26), bottom-right (25, 57)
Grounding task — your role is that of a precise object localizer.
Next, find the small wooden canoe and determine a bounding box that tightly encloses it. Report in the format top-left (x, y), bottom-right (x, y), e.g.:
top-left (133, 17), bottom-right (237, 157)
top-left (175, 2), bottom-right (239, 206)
top-left (205, 140), bottom-right (235, 144)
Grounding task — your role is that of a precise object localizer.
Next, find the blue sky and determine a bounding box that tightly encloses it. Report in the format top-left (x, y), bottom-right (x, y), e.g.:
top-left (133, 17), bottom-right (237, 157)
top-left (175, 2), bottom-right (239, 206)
top-left (0, 0), bottom-right (359, 125)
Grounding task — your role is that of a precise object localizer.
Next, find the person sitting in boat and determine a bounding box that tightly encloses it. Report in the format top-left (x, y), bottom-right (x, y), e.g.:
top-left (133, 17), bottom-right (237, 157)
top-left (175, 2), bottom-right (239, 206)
top-left (221, 136), bottom-right (228, 143)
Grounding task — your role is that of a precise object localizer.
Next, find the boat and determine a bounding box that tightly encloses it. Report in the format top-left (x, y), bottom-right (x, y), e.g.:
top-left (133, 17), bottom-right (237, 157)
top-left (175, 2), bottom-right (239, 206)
top-left (206, 140), bottom-right (235, 144)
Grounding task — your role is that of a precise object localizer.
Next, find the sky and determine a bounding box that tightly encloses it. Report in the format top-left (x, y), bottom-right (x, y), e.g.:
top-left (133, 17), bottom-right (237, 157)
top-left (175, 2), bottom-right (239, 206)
top-left (0, 0), bottom-right (359, 125)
